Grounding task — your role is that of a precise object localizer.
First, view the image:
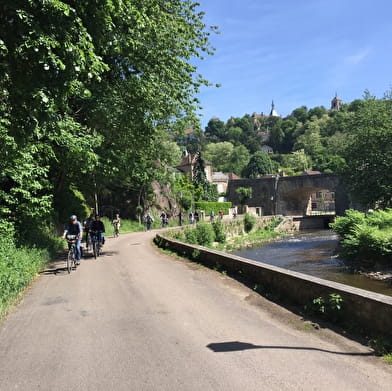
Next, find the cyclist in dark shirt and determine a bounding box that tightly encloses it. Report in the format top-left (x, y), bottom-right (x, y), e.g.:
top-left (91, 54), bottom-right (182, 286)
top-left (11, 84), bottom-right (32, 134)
top-left (90, 214), bottom-right (105, 246)
top-left (83, 214), bottom-right (94, 249)
top-left (62, 215), bottom-right (83, 264)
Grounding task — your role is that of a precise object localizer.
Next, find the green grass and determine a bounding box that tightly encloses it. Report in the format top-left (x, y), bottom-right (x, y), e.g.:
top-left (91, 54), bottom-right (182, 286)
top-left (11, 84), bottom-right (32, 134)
top-left (215, 228), bottom-right (282, 252)
top-left (383, 354), bottom-right (392, 364)
top-left (0, 239), bottom-right (51, 318)
top-left (101, 217), bottom-right (145, 236)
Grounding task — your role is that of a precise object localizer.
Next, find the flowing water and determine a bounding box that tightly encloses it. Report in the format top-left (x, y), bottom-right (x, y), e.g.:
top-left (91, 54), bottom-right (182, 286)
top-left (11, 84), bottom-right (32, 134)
top-left (234, 230), bottom-right (392, 297)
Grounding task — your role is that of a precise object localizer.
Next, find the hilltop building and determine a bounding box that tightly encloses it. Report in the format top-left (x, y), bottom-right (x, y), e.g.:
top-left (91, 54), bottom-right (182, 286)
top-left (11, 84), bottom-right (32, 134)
top-left (251, 100), bottom-right (280, 130)
top-left (331, 93), bottom-right (343, 111)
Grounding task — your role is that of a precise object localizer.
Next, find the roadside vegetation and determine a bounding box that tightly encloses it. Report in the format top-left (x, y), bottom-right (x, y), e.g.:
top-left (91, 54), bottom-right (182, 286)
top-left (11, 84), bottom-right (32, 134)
top-left (165, 214), bottom-right (284, 252)
top-left (0, 223), bottom-right (63, 319)
top-left (330, 209), bottom-right (392, 266)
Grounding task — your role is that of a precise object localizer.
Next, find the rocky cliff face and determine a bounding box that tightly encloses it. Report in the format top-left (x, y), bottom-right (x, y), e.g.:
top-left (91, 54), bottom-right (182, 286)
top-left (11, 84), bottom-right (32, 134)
top-left (151, 181), bottom-right (176, 216)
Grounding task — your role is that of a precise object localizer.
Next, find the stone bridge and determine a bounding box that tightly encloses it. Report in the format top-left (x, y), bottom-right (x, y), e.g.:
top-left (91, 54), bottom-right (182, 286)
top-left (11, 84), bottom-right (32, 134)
top-left (226, 173), bottom-right (354, 216)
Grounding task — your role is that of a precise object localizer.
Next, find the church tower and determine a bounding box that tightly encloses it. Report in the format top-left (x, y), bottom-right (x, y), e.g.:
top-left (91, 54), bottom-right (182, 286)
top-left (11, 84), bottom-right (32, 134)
top-left (331, 93), bottom-right (342, 111)
top-left (269, 100), bottom-right (279, 117)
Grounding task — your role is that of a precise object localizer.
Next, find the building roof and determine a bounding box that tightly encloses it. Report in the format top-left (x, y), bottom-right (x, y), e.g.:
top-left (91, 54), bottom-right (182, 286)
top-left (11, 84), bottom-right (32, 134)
top-left (303, 170), bottom-right (321, 175)
top-left (212, 172), bottom-right (241, 182)
top-left (176, 152), bottom-right (211, 171)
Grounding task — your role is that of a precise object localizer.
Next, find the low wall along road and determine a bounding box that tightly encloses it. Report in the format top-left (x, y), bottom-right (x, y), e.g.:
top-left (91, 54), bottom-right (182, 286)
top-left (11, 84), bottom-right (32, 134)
top-left (155, 234), bottom-right (392, 337)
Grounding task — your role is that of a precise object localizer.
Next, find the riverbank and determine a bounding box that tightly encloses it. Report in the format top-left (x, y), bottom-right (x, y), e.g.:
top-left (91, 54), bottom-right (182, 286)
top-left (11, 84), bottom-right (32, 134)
top-left (360, 270), bottom-right (392, 282)
top-left (213, 228), bottom-right (284, 252)
top-left (333, 242), bottom-right (392, 283)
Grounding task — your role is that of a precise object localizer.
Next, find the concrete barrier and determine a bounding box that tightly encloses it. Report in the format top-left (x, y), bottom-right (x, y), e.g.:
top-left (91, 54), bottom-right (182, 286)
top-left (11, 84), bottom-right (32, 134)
top-left (155, 234), bottom-right (392, 336)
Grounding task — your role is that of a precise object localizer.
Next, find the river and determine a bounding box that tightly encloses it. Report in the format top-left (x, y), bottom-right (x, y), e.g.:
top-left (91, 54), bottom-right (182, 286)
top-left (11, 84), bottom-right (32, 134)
top-left (234, 230), bottom-right (392, 297)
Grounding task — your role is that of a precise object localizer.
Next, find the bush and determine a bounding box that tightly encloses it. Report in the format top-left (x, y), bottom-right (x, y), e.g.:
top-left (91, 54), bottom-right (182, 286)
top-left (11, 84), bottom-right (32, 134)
top-left (212, 220), bottom-right (226, 243)
top-left (330, 208), bottom-right (392, 264)
top-left (184, 228), bottom-right (199, 244)
top-left (244, 213), bottom-right (256, 233)
top-left (195, 222), bottom-right (215, 246)
top-left (330, 209), bottom-right (366, 236)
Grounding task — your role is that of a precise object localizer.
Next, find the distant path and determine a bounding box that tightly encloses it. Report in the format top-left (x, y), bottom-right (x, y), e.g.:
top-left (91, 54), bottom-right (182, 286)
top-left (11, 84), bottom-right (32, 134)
top-left (0, 230), bottom-right (391, 390)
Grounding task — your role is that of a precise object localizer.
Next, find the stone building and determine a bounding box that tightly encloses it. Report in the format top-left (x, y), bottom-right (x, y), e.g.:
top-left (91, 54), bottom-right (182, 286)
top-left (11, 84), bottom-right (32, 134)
top-left (331, 93), bottom-right (343, 111)
top-left (175, 150), bottom-right (212, 182)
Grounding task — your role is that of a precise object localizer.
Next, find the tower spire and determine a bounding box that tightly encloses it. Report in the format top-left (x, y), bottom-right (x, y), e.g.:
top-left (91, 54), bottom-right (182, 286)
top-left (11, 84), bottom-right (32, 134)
top-left (269, 100), bottom-right (279, 117)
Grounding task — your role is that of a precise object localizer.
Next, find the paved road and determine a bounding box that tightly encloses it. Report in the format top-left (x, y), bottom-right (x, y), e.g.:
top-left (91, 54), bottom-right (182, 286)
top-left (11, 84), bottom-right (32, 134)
top-left (0, 231), bottom-right (391, 390)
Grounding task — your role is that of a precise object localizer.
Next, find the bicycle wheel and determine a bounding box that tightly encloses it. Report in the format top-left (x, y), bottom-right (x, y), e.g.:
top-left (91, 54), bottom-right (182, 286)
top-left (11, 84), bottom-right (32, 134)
top-left (86, 233), bottom-right (91, 250)
top-left (93, 241), bottom-right (97, 259)
top-left (67, 247), bottom-right (74, 273)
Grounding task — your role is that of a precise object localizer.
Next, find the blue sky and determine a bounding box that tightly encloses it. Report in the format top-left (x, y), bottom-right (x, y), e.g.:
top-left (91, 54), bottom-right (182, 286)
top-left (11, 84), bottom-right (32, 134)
top-left (194, 0), bottom-right (392, 128)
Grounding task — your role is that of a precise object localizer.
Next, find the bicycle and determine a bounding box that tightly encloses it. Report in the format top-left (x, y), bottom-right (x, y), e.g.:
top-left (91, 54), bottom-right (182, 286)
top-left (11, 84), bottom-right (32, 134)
top-left (91, 231), bottom-right (102, 259)
top-left (85, 231), bottom-right (92, 250)
top-left (66, 234), bottom-right (78, 273)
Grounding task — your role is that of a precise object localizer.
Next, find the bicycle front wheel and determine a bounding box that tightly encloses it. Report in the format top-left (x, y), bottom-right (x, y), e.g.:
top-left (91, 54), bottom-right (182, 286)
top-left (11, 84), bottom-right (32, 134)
top-left (93, 241), bottom-right (97, 259)
top-left (67, 247), bottom-right (74, 273)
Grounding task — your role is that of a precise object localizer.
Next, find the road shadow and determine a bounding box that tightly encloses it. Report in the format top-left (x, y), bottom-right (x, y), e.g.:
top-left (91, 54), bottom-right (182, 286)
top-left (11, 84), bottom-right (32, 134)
top-left (206, 341), bottom-right (373, 356)
top-left (39, 262), bottom-right (77, 276)
top-left (39, 248), bottom-right (120, 275)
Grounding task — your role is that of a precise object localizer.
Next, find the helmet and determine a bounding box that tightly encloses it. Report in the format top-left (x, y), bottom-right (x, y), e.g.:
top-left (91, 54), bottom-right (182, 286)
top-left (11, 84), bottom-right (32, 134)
top-left (70, 215), bottom-right (77, 220)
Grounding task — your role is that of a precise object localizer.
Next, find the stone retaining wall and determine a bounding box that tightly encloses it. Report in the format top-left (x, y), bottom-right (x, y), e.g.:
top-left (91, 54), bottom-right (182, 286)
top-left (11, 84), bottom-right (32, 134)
top-left (155, 234), bottom-right (392, 336)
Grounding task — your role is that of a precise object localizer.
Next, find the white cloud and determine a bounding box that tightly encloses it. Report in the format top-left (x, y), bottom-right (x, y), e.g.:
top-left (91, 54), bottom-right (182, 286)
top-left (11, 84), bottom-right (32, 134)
top-left (343, 48), bottom-right (371, 65)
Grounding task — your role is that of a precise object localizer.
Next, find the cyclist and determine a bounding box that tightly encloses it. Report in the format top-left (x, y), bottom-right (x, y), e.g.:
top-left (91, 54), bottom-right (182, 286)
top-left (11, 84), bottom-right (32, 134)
top-left (83, 213), bottom-right (94, 249)
top-left (62, 215), bottom-right (83, 265)
top-left (90, 214), bottom-right (105, 247)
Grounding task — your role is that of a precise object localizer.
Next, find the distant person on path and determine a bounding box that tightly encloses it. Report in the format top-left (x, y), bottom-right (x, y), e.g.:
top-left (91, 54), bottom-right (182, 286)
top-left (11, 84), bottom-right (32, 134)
top-left (209, 211), bottom-right (215, 221)
top-left (145, 213), bottom-right (154, 230)
top-left (189, 211), bottom-right (195, 224)
top-left (160, 211), bottom-right (168, 227)
top-left (62, 215), bottom-right (83, 264)
top-left (112, 213), bottom-right (121, 237)
top-left (194, 211), bottom-right (199, 223)
top-left (178, 211), bottom-right (183, 226)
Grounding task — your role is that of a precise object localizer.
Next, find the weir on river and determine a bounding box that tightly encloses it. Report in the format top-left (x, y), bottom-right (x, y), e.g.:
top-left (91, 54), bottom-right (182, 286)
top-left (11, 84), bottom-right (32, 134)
top-left (234, 230), bottom-right (392, 297)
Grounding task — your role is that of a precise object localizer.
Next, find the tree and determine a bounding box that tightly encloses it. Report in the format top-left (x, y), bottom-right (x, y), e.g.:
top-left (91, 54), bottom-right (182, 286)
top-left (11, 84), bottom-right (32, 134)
top-left (0, 0), bottom-right (106, 238)
top-left (192, 152), bottom-right (217, 201)
top-left (227, 145), bottom-right (250, 175)
top-left (236, 187), bottom-right (252, 212)
top-left (204, 142), bottom-right (234, 171)
top-left (205, 118), bottom-right (226, 143)
top-left (290, 106), bottom-right (308, 123)
top-left (340, 96), bottom-right (392, 208)
top-left (226, 126), bottom-right (243, 145)
top-left (0, 0), bottom-right (217, 240)
top-left (267, 117), bottom-right (284, 153)
top-left (242, 151), bottom-right (277, 178)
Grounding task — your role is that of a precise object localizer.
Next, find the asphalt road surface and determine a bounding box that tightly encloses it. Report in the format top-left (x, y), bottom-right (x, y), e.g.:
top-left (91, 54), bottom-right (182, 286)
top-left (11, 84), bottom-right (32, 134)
top-left (1, 230), bottom-right (391, 390)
